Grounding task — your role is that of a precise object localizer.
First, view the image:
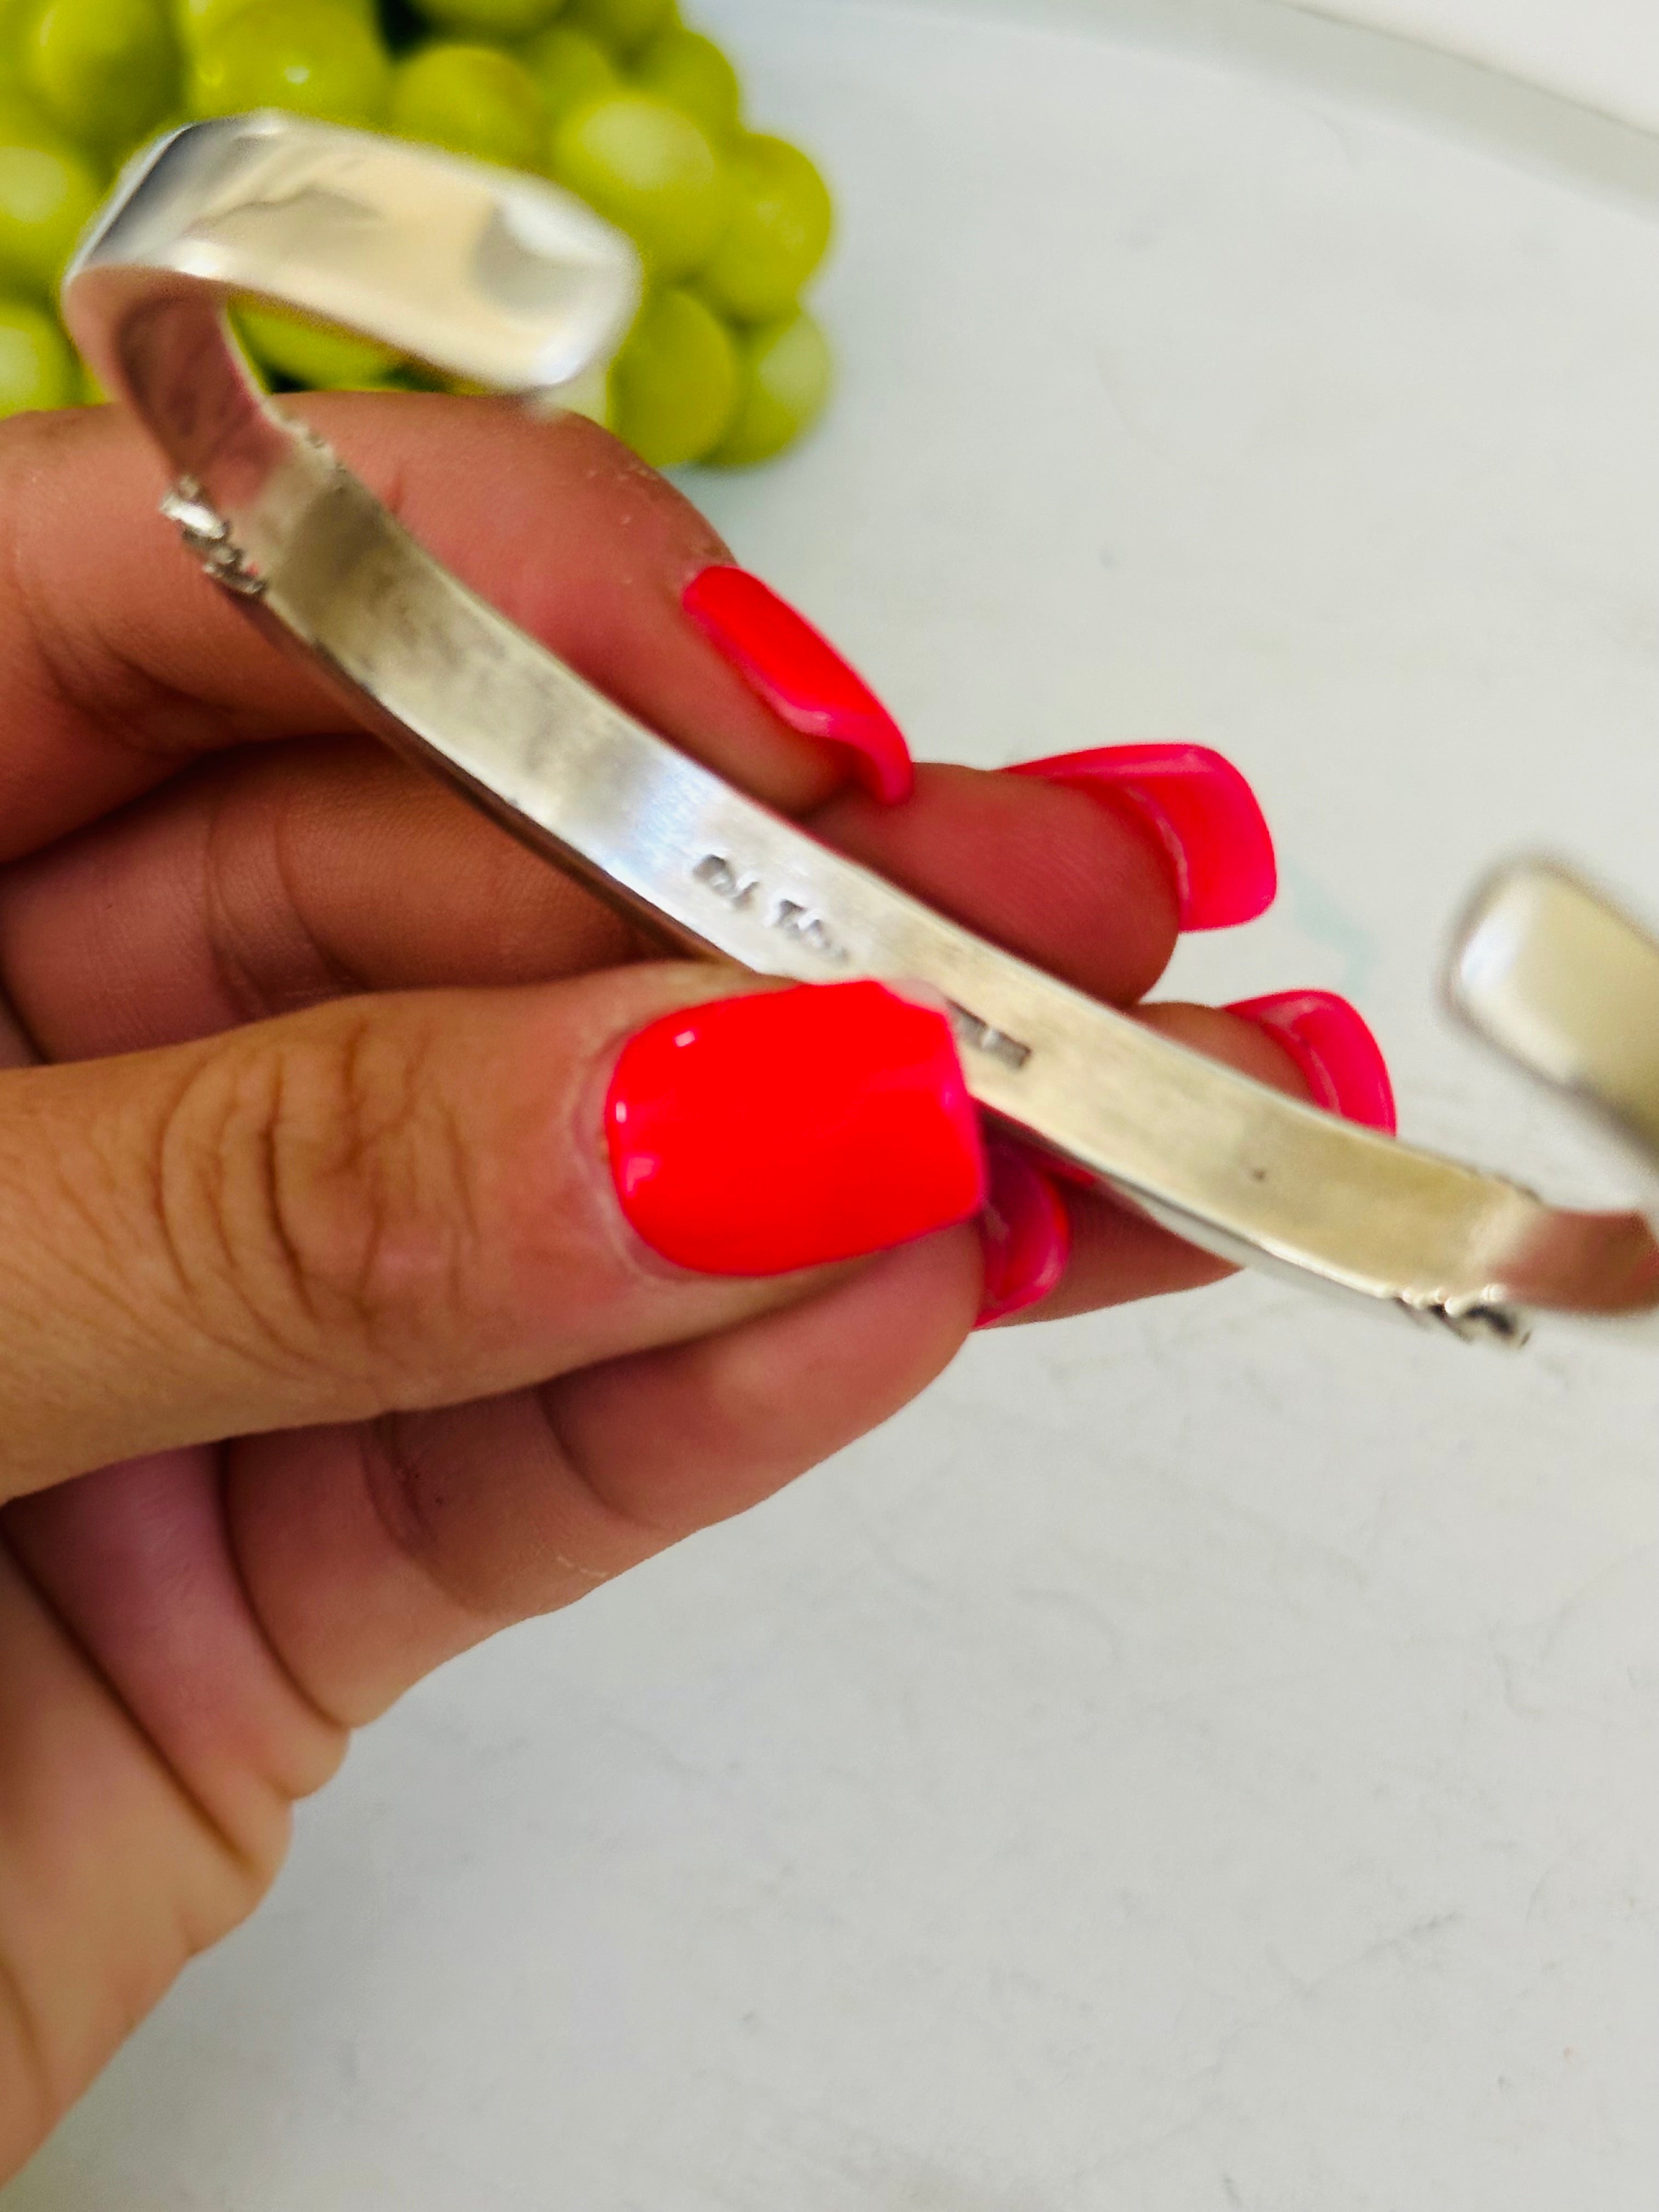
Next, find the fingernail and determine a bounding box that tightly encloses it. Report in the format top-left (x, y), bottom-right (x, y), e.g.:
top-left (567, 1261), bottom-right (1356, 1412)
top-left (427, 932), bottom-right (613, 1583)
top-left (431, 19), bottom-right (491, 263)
top-left (606, 980), bottom-right (985, 1276)
top-left (1226, 989), bottom-right (1397, 1133)
top-left (1004, 744), bottom-right (1276, 929)
top-left (682, 565), bottom-right (915, 804)
top-left (975, 1139), bottom-right (1070, 1327)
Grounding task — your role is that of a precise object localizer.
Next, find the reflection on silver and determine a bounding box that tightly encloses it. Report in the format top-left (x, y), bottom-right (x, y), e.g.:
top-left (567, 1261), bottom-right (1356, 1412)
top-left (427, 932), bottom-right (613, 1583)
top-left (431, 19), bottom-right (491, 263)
top-left (1448, 860), bottom-right (1659, 1229)
top-left (159, 477), bottom-right (267, 596)
top-left (61, 113), bottom-right (1659, 1344)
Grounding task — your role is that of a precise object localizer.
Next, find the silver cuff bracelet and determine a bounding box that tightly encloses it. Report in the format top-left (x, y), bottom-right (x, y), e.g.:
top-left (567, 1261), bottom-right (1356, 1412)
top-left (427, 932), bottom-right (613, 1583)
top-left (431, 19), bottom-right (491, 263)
top-left (60, 111), bottom-right (1659, 1346)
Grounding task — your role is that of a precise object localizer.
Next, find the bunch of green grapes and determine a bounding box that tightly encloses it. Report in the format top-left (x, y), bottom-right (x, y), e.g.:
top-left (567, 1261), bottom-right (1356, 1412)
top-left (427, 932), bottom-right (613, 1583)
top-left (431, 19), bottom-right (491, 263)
top-left (0, 0), bottom-right (834, 467)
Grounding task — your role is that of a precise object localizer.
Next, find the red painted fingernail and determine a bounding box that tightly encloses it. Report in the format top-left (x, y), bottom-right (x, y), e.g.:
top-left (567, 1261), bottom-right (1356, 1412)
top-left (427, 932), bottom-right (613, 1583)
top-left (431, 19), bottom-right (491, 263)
top-left (606, 980), bottom-right (985, 1276)
top-left (682, 565), bottom-right (915, 804)
top-left (1227, 989), bottom-right (1397, 1133)
top-left (1004, 744), bottom-right (1276, 929)
top-left (975, 1139), bottom-right (1071, 1327)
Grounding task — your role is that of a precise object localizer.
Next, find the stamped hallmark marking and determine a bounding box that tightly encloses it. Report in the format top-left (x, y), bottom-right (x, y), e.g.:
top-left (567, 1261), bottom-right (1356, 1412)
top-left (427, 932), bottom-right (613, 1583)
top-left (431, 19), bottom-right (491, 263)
top-left (947, 1002), bottom-right (1033, 1074)
top-left (771, 898), bottom-right (845, 962)
top-left (694, 853), bottom-right (848, 965)
top-left (693, 851), bottom-right (761, 910)
top-left (693, 857), bottom-right (1034, 1054)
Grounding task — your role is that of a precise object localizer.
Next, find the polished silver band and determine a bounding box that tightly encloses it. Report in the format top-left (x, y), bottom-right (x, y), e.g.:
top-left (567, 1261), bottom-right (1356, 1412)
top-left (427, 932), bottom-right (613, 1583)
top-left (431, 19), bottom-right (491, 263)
top-left (60, 112), bottom-right (1659, 1342)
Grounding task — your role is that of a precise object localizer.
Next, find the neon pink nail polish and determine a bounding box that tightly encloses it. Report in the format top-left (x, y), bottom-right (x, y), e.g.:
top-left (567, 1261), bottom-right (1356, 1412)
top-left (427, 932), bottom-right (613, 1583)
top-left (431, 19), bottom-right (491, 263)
top-left (682, 565), bottom-right (915, 804)
top-left (1006, 744), bottom-right (1277, 930)
top-left (1227, 989), bottom-right (1397, 1133)
top-left (606, 981), bottom-right (986, 1276)
top-left (975, 1139), bottom-right (1070, 1327)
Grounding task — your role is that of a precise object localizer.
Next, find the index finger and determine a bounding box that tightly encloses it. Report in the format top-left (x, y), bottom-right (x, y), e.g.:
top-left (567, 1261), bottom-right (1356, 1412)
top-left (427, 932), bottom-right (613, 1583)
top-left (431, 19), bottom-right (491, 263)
top-left (0, 392), bottom-right (860, 863)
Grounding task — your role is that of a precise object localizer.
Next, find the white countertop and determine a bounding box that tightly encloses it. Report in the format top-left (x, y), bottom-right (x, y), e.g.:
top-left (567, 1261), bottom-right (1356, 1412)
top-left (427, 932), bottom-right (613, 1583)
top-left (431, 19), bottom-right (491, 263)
top-left (12, 4), bottom-right (1658, 2207)
top-left (1302, 0), bottom-right (1659, 135)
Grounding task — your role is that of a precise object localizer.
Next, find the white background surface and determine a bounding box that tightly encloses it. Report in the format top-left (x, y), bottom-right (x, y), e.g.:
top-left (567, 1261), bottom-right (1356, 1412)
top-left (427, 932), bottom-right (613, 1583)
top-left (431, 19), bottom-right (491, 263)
top-left (1300, 0), bottom-right (1659, 136)
top-left (12, 2), bottom-right (1659, 2206)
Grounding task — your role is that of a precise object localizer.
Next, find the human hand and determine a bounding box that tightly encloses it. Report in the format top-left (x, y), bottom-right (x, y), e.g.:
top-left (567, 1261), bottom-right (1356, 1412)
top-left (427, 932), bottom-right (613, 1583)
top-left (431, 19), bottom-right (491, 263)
top-left (0, 394), bottom-right (1391, 2170)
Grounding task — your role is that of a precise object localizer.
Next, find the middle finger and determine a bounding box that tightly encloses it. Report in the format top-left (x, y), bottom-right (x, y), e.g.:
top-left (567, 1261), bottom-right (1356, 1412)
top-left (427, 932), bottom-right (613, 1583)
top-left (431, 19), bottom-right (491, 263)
top-left (0, 739), bottom-right (1189, 1059)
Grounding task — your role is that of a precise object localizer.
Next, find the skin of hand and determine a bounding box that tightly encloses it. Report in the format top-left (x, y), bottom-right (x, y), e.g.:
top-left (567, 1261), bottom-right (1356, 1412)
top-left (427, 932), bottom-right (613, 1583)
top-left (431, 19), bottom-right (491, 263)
top-left (0, 393), bottom-right (1317, 2173)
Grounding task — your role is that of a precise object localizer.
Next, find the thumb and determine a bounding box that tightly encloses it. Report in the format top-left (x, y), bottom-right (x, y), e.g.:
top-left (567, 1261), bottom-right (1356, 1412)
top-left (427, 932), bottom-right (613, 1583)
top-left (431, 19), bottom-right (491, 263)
top-left (0, 972), bottom-right (985, 1497)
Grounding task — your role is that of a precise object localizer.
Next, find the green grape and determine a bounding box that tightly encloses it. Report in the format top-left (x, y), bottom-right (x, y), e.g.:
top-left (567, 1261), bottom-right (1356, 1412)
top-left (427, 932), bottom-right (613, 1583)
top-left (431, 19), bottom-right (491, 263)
top-left (0, 131), bottom-right (101, 296)
top-left (710, 305), bottom-right (829, 466)
top-left (0, 0), bottom-right (42, 79)
top-left (313, 367), bottom-right (403, 392)
top-left (78, 356), bottom-right (110, 403)
top-left (410, 0), bottom-right (565, 33)
top-left (189, 0), bottom-right (390, 128)
top-left (390, 42), bottom-right (543, 168)
top-left (119, 105), bottom-right (189, 152)
top-left (0, 294), bottom-right (74, 414)
top-left (0, 79), bottom-right (50, 131)
top-left (609, 282), bottom-right (736, 465)
top-left (172, 0), bottom-right (244, 47)
top-left (236, 301), bottom-right (403, 389)
top-left (517, 24), bottom-right (615, 123)
top-left (631, 26), bottom-right (737, 138)
top-left (0, 21), bottom-right (25, 91)
top-left (174, 0), bottom-right (376, 49)
top-left (697, 133), bottom-right (830, 323)
top-left (25, 0), bottom-right (179, 151)
top-left (549, 91), bottom-right (727, 281)
top-left (563, 0), bottom-right (672, 59)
